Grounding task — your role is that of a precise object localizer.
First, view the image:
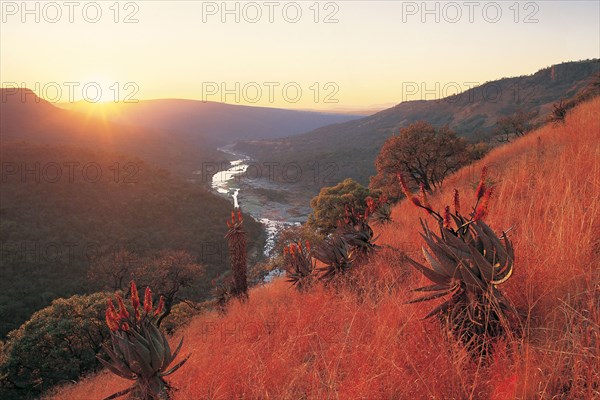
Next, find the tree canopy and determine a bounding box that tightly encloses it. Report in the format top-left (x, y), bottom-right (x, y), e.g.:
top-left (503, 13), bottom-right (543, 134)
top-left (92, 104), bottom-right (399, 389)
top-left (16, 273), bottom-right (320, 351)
top-left (0, 293), bottom-right (111, 399)
top-left (308, 178), bottom-right (377, 235)
top-left (369, 121), bottom-right (472, 200)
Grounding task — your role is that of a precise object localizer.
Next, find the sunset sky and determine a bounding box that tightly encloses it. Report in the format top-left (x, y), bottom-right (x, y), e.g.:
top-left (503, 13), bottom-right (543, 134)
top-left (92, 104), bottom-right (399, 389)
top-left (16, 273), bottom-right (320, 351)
top-left (1, 0), bottom-right (599, 110)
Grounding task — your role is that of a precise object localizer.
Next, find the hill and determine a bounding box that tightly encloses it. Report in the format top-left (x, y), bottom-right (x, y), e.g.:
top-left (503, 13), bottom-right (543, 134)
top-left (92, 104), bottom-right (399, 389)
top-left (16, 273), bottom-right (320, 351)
top-left (0, 89), bottom-right (225, 178)
top-left (46, 95), bottom-right (600, 399)
top-left (0, 142), bottom-right (266, 338)
top-left (58, 99), bottom-right (362, 147)
top-left (235, 59), bottom-right (599, 188)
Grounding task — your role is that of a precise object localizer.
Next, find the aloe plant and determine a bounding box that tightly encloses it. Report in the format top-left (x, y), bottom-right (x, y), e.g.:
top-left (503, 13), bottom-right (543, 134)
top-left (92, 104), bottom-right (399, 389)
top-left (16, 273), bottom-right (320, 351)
top-left (402, 168), bottom-right (518, 355)
top-left (283, 241), bottom-right (315, 290)
top-left (225, 209), bottom-right (248, 299)
top-left (313, 235), bottom-right (356, 282)
top-left (98, 281), bottom-right (190, 400)
top-left (369, 202), bottom-right (392, 225)
top-left (338, 203), bottom-right (380, 260)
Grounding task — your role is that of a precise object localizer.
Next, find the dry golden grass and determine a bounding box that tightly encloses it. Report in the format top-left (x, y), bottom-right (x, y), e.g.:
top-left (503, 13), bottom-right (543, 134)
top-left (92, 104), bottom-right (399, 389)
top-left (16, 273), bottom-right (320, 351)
top-left (47, 98), bottom-right (600, 399)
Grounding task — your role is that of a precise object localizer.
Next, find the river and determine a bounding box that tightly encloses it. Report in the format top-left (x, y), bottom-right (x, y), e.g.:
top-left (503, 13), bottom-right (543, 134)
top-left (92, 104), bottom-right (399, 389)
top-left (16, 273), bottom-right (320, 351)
top-left (209, 146), bottom-right (306, 258)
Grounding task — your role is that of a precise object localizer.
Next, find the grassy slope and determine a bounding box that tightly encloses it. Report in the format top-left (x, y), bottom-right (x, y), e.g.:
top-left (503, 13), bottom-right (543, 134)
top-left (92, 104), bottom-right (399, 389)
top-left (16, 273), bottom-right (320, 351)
top-left (48, 98), bottom-right (599, 399)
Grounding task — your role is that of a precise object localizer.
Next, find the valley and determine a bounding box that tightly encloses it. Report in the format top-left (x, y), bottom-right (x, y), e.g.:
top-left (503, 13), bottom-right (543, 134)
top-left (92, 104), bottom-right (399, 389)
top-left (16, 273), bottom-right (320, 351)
top-left (207, 146), bottom-right (308, 257)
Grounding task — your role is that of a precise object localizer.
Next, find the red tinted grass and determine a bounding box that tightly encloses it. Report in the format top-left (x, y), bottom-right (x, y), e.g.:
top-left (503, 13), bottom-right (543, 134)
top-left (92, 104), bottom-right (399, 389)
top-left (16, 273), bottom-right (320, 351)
top-left (47, 98), bottom-right (600, 399)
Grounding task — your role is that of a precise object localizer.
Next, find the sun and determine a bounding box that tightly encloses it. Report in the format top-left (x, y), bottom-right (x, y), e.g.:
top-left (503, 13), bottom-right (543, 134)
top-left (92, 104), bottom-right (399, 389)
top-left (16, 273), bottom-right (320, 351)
top-left (79, 76), bottom-right (119, 103)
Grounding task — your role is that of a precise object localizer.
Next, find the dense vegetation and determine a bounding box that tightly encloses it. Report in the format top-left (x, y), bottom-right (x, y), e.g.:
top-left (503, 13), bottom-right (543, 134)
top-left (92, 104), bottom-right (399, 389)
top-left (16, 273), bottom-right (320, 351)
top-left (0, 293), bottom-right (111, 398)
top-left (0, 142), bottom-right (265, 339)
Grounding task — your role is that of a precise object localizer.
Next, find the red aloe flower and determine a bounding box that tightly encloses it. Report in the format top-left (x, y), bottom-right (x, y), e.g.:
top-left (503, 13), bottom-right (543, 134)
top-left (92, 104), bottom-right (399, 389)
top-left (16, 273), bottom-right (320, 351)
top-left (107, 299), bottom-right (117, 315)
top-left (121, 322), bottom-right (130, 332)
top-left (444, 206), bottom-right (452, 230)
top-left (105, 300), bottom-right (120, 331)
top-left (305, 240), bottom-right (311, 252)
top-left (130, 280), bottom-right (140, 310)
top-left (474, 187), bottom-right (494, 221)
top-left (475, 166), bottom-right (488, 200)
top-left (105, 308), bottom-right (119, 332)
top-left (155, 296), bottom-right (165, 316)
top-left (237, 210), bottom-right (243, 223)
top-left (115, 294), bottom-right (130, 320)
top-left (143, 287), bottom-right (153, 314)
top-left (397, 173), bottom-right (411, 199)
top-left (453, 189), bottom-right (461, 215)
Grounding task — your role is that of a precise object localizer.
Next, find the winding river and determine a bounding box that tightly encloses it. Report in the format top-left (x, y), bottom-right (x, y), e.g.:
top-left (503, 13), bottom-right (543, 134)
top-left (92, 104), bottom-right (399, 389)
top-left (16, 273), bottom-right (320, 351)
top-left (209, 147), bottom-right (301, 258)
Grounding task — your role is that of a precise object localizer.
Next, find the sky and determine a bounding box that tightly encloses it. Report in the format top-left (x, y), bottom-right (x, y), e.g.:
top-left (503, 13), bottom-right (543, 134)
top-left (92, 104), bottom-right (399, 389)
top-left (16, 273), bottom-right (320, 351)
top-left (1, 0), bottom-right (599, 110)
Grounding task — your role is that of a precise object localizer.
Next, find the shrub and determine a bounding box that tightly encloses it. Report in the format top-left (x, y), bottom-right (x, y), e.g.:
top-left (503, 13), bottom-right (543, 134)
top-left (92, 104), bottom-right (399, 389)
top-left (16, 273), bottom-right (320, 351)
top-left (0, 293), bottom-right (111, 399)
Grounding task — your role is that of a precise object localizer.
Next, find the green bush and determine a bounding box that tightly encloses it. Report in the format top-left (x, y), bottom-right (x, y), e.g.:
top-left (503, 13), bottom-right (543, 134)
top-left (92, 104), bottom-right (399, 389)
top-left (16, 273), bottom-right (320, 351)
top-left (0, 293), bottom-right (111, 399)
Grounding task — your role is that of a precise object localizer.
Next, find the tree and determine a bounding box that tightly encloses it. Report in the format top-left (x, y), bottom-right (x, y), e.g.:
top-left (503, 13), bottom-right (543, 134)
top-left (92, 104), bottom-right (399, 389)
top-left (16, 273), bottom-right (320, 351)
top-left (494, 109), bottom-right (538, 142)
top-left (132, 250), bottom-right (204, 326)
top-left (87, 250), bottom-right (141, 291)
top-left (370, 121), bottom-right (470, 200)
top-left (0, 293), bottom-right (111, 399)
top-left (308, 178), bottom-right (376, 235)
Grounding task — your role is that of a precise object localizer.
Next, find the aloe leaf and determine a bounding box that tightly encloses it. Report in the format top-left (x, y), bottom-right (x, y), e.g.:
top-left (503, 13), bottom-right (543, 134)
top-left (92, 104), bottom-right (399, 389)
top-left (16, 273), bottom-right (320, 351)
top-left (116, 336), bottom-right (144, 376)
top-left (97, 356), bottom-right (135, 380)
top-left (420, 233), bottom-right (458, 273)
top-left (161, 330), bottom-right (172, 371)
top-left (468, 247), bottom-right (494, 283)
top-left (459, 263), bottom-right (485, 290)
top-left (102, 342), bottom-right (122, 364)
top-left (129, 327), bottom-right (150, 348)
top-left (413, 283), bottom-right (451, 292)
top-left (442, 231), bottom-right (472, 254)
top-left (407, 289), bottom-right (453, 304)
top-left (477, 221), bottom-right (509, 266)
top-left (422, 243), bottom-right (456, 277)
top-left (422, 247), bottom-right (449, 277)
top-left (471, 223), bottom-right (496, 263)
top-left (148, 322), bottom-right (169, 370)
top-left (167, 337), bottom-right (185, 369)
top-left (129, 340), bottom-right (155, 377)
top-left (490, 262), bottom-right (514, 285)
top-left (423, 299), bottom-right (454, 319)
top-left (406, 257), bottom-right (451, 285)
top-left (102, 386), bottom-right (135, 400)
top-left (159, 353), bottom-right (191, 377)
top-left (143, 325), bottom-right (163, 371)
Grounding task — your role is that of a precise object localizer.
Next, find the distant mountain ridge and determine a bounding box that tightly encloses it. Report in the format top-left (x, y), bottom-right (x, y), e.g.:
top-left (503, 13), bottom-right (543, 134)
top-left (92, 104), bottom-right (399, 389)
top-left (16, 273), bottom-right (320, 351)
top-left (234, 59), bottom-right (600, 187)
top-left (59, 98), bottom-right (362, 146)
top-left (0, 89), bottom-right (225, 177)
